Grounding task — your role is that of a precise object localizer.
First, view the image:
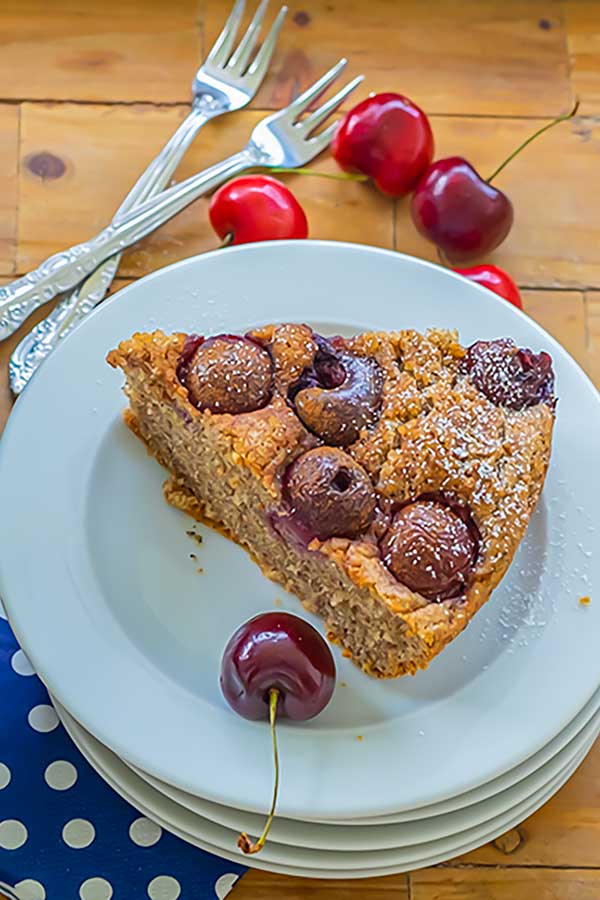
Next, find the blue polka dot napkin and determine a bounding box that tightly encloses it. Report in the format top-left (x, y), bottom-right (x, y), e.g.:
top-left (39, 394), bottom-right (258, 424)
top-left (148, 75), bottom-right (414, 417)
top-left (0, 599), bottom-right (246, 900)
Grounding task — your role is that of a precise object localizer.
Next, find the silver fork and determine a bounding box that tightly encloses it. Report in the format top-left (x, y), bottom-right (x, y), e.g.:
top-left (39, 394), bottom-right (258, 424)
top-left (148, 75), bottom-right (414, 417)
top-left (1, 60), bottom-right (362, 352)
top-left (9, 0), bottom-right (286, 395)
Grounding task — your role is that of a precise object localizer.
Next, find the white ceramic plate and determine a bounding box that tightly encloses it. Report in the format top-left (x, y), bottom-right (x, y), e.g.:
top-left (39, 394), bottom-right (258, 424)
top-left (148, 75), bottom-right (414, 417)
top-left (128, 708), bottom-right (600, 851)
top-left (56, 699), bottom-right (593, 877)
top-left (125, 692), bottom-right (600, 832)
top-left (319, 685), bottom-right (600, 825)
top-left (1, 242), bottom-right (599, 820)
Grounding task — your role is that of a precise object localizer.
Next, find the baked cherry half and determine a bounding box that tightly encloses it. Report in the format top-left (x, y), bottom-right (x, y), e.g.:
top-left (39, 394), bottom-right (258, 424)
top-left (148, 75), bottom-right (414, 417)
top-left (178, 334), bottom-right (273, 414)
top-left (289, 336), bottom-right (384, 446)
top-left (380, 499), bottom-right (478, 601)
top-left (221, 612), bottom-right (335, 854)
top-left (283, 447), bottom-right (376, 540)
top-left (465, 339), bottom-right (555, 410)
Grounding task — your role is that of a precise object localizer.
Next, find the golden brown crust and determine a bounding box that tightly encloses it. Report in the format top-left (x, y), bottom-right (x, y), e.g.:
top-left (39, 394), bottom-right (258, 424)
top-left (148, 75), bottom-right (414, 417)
top-left (108, 325), bottom-right (554, 677)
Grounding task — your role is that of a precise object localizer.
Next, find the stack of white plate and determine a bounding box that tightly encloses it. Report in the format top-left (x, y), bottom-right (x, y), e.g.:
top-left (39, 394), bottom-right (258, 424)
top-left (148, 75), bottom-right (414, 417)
top-left (1, 243), bottom-right (599, 879)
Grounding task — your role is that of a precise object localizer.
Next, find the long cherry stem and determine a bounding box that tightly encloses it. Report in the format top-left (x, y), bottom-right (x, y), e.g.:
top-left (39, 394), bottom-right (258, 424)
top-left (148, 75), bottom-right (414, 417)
top-left (238, 688), bottom-right (280, 855)
top-left (269, 166), bottom-right (368, 182)
top-left (487, 100), bottom-right (580, 183)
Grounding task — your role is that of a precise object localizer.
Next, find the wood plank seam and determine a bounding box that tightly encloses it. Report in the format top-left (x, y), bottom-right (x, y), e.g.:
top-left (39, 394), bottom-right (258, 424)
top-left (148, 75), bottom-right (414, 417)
top-left (0, 96), bottom-right (588, 122)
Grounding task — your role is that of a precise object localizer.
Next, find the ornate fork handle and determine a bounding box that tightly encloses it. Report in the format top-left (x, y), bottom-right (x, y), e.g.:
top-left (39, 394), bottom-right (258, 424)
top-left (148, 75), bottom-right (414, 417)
top-left (9, 104), bottom-right (215, 393)
top-left (0, 149), bottom-right (252, 342)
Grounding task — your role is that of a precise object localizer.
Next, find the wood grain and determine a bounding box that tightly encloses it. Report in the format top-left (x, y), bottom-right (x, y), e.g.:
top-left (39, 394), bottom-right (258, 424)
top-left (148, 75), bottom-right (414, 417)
top-left (0, 105), bottom-right (19, 275)
top-left (203, 0), bottom-right (572, 116)
top-left (15, 105), bottom-right (600, 289)
top-left (411, 868), bottom-right (600, 899)
top-left (233, 872), bottom-right (409, 899)
top-left (521, 289), bottom-right (594, 377)
top-left (567, 0), bottom-right (600, 115)
top-left (0, 0), bottom-right (201, 103)
top-left (457, 736), bottom-right (600, 866)
top-left (393, 114), bottom-right (600, 289)
top-left (16, 103), bottom-right (393, 278)
top-left (585, 291), bottom-right (600, 388)
top-left (17, 104), bottom-right (600, 288)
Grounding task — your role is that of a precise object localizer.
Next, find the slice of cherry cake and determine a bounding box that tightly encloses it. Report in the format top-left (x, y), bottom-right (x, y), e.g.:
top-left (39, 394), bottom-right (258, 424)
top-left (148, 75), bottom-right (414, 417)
top-left (107, 324), bottom-right (555, 678)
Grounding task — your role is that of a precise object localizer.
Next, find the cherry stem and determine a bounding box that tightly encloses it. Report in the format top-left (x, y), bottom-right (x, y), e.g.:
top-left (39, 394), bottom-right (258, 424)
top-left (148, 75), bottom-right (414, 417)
top-left (436, 246), bottom-right (450, 268)
top-left (220, 233), bottom-right (234, 249)
top-left (268, 166), bottom-right (368, 183)
top-left (487, 99), bottom-right (580, 184)
top-left (238, 687), bottom-right (280, 855)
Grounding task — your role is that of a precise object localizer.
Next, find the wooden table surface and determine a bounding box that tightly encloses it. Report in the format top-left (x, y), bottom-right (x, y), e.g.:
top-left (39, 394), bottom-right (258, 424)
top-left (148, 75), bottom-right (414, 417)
top-left (0, 1), bottom-right (599, 897)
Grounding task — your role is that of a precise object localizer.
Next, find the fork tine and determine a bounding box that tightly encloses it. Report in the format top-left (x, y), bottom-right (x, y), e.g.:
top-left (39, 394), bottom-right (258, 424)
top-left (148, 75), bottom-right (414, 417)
top-left (245, 5), bottom-right (287, 79)
top-left (283, 58), bottom-right (348, 120)
top-left (306, 120), bottom-right (340, 155)
top-left (206, 0), bottom-right (246, 67)
top-left (227, 0), bottom-right (269, 72)
top-left (299, 75), bottom-right (364, 135)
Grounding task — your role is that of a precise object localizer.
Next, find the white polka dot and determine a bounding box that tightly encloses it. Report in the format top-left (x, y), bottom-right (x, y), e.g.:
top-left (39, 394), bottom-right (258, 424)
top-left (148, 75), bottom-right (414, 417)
top-left (0, 762), bottom-right (11, 789)
top-left (11, 649), bottom-right (35, 677)
top-left (62, 819), bottom-right (95, 848)
top-left (129, 817), bottom-right (162, 847)
top-left (15, 879), bottom-right (46, 900)
top-left (44, 760), bottom-right (78, 791)
top-left (214, 873), bottom-right (240, 899)
top-left (0, 819), bottom-right (28, 849)
top-left (79, 878), bottom-right (113, 900)
top-left (27, 704), bottom-right (59, 733)
top-left (0, 596), bottom-right (6, 619)
top-left (147, 876), bottom-right (181, 900)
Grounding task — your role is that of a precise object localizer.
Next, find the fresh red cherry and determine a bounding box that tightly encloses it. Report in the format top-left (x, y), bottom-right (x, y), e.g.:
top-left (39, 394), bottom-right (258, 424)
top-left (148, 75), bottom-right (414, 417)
top-left (221, 612), bottom-right (335, 854)
top-left (454, 265), bottom-right (522, 309)
top-left (411, 103), bottom-right (579, 262)
top-left (411, 157), bottom-right (514, 262)
top-left (331, 93), bottom-right (434, 197)
top-left (221, 611), bottom-right (335, 722)
top-left (209, 175), bottom-right (308, 245)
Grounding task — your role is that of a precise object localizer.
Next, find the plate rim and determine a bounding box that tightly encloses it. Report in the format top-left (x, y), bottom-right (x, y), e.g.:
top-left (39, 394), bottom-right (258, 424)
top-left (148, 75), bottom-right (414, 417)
top-left (1, 240), bottom-right (599, 819)
top-left (55, 696), bottom-right (594, 874)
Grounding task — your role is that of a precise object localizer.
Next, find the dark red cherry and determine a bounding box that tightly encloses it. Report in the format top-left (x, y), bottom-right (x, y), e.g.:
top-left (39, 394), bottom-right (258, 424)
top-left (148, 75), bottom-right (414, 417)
top-left (411, 157), bottom-right (513, 262)
top-left (466, 339), bottom-right (555, 410)
top-left (220, 612), bottom-right (336, 722)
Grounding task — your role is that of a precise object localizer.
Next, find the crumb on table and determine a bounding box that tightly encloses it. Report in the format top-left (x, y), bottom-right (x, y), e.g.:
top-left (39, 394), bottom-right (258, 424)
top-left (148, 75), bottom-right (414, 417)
top-left (579, 595), bottom-right (591, 606)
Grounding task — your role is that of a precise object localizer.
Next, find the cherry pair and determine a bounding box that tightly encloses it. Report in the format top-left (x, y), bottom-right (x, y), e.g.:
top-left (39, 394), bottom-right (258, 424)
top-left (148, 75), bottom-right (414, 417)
top-left (332, 92), bottom-right (577, 260)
